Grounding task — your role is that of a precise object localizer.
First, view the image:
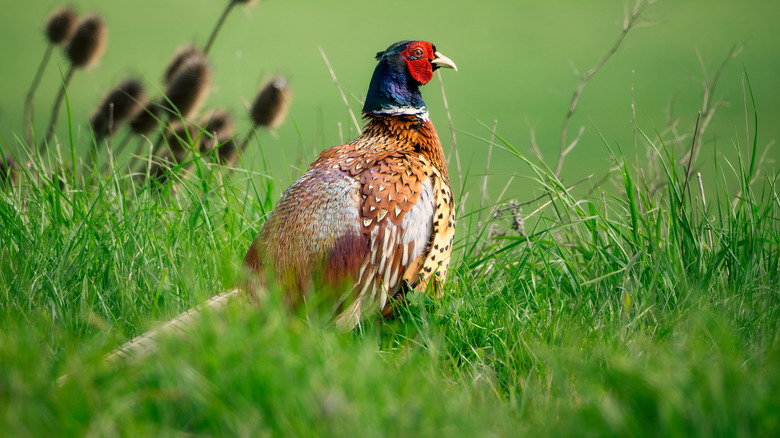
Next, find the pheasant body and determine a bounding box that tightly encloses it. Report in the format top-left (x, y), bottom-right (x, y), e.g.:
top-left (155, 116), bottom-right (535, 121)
top-left (244, 41), bottom-right (457, 327)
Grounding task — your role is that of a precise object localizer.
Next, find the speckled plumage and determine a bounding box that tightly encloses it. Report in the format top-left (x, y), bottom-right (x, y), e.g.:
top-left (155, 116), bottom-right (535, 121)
top-left (243, 41), bottom-right (457, 328)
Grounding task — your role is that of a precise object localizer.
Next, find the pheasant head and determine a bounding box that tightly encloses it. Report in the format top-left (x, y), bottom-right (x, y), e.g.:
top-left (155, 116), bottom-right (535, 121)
top-left (363, 40), bottom-right (457, 117)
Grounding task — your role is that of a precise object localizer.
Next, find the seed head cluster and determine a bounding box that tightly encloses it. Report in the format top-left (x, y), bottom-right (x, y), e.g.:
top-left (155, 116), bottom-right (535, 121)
top-left (250, 77), bottom-right (290, 130)
top-left (65, 14), bottom-right (107, 69)
top-left (45, 7), bottom-right (77, 45)
top-left (89, 79), bottom-right (146, 140)
top-left (162, 57), bottom-right (212, 119)
top-left (14, 2), bottom-right (291, 186)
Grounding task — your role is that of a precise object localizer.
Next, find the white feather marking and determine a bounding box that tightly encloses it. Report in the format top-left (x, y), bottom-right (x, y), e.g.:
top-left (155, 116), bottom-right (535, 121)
top-left (369, 105), bottom-right (429, 120)
top-left (383, 261), bottom-right (393, 291)
top-left (382, 226), bottom-right (393, 256)
top-left (358, 268), bottom-right (375, 299)
top-left (379, 290), bottom-right (388, 312)
top-left (388, 262), bottom-right (399, 290)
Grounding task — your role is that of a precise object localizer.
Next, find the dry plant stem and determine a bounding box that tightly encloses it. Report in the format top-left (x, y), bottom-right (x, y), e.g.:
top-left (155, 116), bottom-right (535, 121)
top-left (238, 126), bottom-right (255, 155)
top-left (731, 70), bottom-right (772, 203)
top-left (680, 111), bottom-right (702, 219)
top-left (131, 131), bottom-right (165, 176)
top-left (679, 44), bottom-right (746, 171)
top-left (107, 289), bottom-right (240, 363)
top-left (86, 103), bottom-right (114, 168)
top-left (520, 175), bottom-right (594, 210)
top-left (131, 137), bottom-right (149, 167)
top-left (24, 44), bottom-right (55, 145)
top-left (631, 70), bottom-right (638, 166)
top-left (478, 175), bottom-right (515, 255)
top-left (699, 44), bottom-right (745, 118)
top-left (697, 172), bottom-right (713, 249)
top-left (749, 140), bottom-right (775, 186)
top-left (57, 289), bottom-right (241, 387)
top-left (319, 47), bottom-right (361, 133)
top-left (43, 66), bottom-right (76, 150)
top-left (556, 0), bottom-right (650, 177)
top-left (203, 1), bottom-right (237, 55)
top-left (478, 120), bottom-right (498, 227)
top-left (438, 69), bottom-right (461, 190)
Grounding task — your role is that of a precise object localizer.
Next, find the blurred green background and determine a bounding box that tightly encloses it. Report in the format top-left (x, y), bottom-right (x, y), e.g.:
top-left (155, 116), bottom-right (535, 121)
top-left (1, 0), bottom-right (778, 196)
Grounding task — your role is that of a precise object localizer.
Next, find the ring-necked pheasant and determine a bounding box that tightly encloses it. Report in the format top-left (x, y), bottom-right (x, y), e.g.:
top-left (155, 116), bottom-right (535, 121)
top-left (94, 41), bottom-right (458, 367)
top-left (244, 40), bottom-right (457, 328)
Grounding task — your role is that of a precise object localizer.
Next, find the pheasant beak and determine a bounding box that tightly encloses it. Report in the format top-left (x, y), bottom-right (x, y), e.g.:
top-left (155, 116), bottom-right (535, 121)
top-left (431, 51), bottom-right (458, 72)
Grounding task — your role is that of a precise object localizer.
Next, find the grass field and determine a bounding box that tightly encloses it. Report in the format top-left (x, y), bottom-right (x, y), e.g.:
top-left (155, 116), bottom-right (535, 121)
top-left (1, 0), bottom-right (779, 436)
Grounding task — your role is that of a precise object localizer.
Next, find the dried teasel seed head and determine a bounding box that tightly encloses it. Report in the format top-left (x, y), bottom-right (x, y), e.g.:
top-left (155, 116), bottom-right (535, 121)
top-left (162, 57), bottom-right (212, 120)
top-left (250, 77), bottom-right (290, 130)
top-left (507, 200), bottom-right (525, 237)
top-left (163, 45), bottom-right (202, 86)
top-left (129, 102), bottom-right (163, 135)
top-left (213, 136), bottom-right (238, 165)
top-left (0, 155), bottom-right (18, 187)
top-left (65, 14), bottom-right (107, 69)
top-left (89, 78), bottom-right (146, 141)
top-left (45, 7), bottom-right (77, 45)
top-left (165, 122), bottom-right (197, 163)
top-left (199, 109), bottom-right (234, 152)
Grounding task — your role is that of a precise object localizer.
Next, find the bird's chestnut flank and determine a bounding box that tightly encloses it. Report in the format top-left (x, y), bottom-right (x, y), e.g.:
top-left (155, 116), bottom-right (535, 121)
top-left (243, 40), bottom-right (457, 328)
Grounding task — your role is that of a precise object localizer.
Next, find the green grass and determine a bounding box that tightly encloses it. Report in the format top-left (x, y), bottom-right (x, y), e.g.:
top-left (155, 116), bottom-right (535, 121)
top-left (2, 1), bottom-right (779, 436)
top-left (2, 71), bottom-right (779, 436)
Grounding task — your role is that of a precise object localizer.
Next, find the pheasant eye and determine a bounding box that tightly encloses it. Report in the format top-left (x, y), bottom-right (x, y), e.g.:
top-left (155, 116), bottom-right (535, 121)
top-left (411, 48), bottom-right (424, 58)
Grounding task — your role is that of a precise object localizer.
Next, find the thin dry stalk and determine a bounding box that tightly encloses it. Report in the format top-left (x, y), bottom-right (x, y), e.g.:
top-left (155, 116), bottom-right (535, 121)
top-left (56, 290), bottom-right (240, 387)
top-left (478, 120), bottom-right (498, 227)
top-left (677, 43), bottom-right (746, 172)
top-left (319, 47), bottom-right (361, 133)
top-left (696, 172), bottom-right (713, 249)
top-left (24, 7), bottom-right (78, 144)
top-left (680, 111), bottom-right (702, 218)
top-left (44, 14), bottom-right (108, 147)
top-left (42, 66), bottom-right (76, 150)
top-left (24, 45), bottom-right (56, 145)
top-left (437, 69), bottom-right (461, 190)
top-left (204, 2), bottom-right (236, 55)
top-left (556, 0), bottom-right (653, 177)
top-left (203, 0), bottom-right (257, 55)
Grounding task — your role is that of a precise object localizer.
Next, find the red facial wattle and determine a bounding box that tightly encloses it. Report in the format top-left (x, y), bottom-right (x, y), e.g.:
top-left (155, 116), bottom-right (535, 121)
top-left (401, 42), bottom-right (436, 85)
